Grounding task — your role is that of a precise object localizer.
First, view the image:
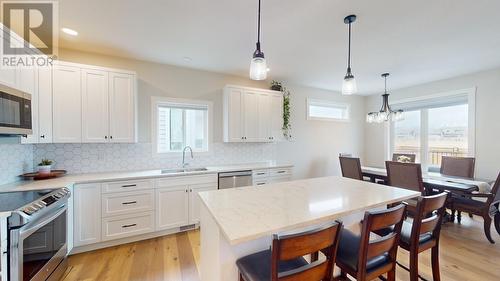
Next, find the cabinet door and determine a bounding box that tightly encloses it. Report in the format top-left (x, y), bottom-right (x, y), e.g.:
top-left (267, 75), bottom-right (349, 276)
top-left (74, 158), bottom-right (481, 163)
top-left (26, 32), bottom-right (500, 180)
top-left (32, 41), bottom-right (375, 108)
top-left (109, 72), bottom-right (136, 143)
top-left (0, 68), bottom-right (17, 89)
top-left (38, 66), bottom-right (53, 143)
top-left (269, 93), bottom-right (284, 141)
top-left (156, 186), bottom-right (189, 230)
top-left (243, 90), bottom-right (260, 142)
top-left (53, 65), bottom-right (82, 143)
top-left (82, 69), bottom-right (109, 143)
top-left (257, 93), bottom-right (271, 142)
top-left (224, 87), bottom-right (244, 142)
top-left (73, 183), bottom-right (102, 247)
top-left (188, 183), bottom-right (217, 225)
top-left (18, 67), bottom-right (38, 144)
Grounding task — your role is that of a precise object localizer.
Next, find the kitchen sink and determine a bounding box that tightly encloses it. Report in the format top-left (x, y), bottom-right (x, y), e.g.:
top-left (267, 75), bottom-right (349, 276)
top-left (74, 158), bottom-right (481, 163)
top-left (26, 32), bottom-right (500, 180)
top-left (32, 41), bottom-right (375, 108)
top-left (161, 167), bottom-right (208, 174)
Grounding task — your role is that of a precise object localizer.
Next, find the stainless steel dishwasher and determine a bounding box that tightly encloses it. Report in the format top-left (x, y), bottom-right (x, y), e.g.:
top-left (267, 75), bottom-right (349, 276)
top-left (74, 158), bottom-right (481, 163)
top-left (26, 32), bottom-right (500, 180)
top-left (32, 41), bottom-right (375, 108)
top-left (218, 170), bottom-right (253, 189)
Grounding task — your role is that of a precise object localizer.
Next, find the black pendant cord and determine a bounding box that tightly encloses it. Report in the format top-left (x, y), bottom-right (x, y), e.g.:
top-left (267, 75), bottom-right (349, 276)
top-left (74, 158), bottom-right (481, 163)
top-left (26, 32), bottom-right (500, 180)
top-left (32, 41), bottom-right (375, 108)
top-left (347, 22), bottom-right (351, 71)
top-left (256, 0), bottom-right (261, 51)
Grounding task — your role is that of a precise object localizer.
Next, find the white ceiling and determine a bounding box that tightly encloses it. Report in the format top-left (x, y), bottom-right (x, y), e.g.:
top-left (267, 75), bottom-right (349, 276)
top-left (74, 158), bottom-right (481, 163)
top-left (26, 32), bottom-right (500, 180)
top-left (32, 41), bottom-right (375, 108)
top-left (59, 0), bottom-right (500, 95)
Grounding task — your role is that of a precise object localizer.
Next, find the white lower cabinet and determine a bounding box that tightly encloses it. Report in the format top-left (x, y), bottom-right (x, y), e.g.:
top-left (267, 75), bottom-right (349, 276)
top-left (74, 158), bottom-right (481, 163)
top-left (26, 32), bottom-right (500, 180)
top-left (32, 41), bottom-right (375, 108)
top-left (253, 167), bottom-right (293, 186)
top-left (156, 186), bottom-right (189, 230)
top-left (72, 174), bottom-right (217, 252)
top-left (73, 183), bottom-right (102, 247)
top-left (102, 211), bottom-right (155, 241)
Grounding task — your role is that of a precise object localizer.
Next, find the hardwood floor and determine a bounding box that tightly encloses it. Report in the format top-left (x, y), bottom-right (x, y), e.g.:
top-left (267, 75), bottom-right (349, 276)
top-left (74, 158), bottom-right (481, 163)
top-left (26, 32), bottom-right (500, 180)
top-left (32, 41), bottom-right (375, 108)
top-left (61, 216), bottom-right (500, 281)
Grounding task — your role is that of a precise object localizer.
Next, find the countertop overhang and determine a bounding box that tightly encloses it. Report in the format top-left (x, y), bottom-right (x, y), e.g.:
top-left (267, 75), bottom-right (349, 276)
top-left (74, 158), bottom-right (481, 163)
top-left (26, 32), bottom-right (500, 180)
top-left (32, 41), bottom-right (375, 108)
top-left (199, 176), bottom-right (420, 245)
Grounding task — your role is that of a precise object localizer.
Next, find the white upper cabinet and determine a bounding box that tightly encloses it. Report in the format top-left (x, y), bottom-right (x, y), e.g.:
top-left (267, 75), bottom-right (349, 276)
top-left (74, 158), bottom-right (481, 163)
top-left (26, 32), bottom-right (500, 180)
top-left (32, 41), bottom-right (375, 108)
top-left (37, 66), bottom-right (53, 143)
top-left (53, 64), bottom-right (82, 143)
top-left (223, 85), bottom-right (283, 143)
top-left (82, 69), bottom-right (109, 143)
top-left (0, 68), bottom-right (17, 89)
top-left (108, 72), bottom-right (136, 143)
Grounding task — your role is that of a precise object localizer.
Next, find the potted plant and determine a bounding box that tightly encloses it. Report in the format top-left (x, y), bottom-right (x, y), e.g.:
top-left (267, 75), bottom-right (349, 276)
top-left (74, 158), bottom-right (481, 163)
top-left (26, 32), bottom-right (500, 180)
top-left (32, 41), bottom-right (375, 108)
top-left (38, 159), bottom-right (54, 174)
top-left (270, 80), bottom-right (283, 91)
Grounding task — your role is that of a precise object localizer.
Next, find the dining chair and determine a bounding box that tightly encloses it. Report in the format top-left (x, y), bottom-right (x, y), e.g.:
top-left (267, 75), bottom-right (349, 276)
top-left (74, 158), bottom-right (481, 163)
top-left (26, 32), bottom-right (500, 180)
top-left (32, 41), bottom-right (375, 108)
top-left (334, 204), bottom-right (406, 281)
top-left (386, 161), bottom-right (425, 215)
top-left (451, 172), bottom-right (500, 243)
top-left (392, 153), bottom-right (416, 163)
top-left (236, 221), bottom-right (342, 281)
top-left (339, 156), bottom-right (364, 180)
top-left (376, 192), bottom-right (449, 281)
top-left (440, 156), bottom-right (475, 179)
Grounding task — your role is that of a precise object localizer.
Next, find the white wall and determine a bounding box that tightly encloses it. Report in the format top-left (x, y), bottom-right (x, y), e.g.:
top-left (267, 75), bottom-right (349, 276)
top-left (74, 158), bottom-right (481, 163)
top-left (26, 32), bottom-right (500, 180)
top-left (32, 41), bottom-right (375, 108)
top-left (57, 49), bottom-right (365, 179)
top-left (276, 84), bottom-right (365, 179)
top-left (364, 67), bottom-right (500, 179)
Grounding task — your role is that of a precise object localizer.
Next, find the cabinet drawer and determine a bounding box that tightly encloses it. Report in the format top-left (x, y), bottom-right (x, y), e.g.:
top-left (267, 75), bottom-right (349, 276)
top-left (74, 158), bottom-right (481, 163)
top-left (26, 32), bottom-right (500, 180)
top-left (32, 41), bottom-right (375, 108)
top-left (269, 168), bottom-right (292, 177)
top-left (102, 179), bottom-right (154, 193)
top-left (157, 174), bottom-right (217, 188)
top-left (101, 211), bottom-right (154, 241)
top-left (102, 190), bottom-right (154, 217)
top-left (252, 169), bottom-right (269, 179)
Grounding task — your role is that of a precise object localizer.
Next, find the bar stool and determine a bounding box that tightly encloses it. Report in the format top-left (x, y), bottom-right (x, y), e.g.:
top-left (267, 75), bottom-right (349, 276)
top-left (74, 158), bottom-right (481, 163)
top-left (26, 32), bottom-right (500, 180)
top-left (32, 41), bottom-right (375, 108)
top-left (334, 204), bottom-right (407, 281)
top-left (376, 192), bottom-right (449, 281)
top-left (236, 221), bottom-right (342, 281)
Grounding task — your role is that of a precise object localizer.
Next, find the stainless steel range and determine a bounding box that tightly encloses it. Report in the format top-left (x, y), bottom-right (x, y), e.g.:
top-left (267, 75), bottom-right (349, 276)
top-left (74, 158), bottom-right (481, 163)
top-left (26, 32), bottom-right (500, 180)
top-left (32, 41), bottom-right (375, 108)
top-left (1, 188), bottom-right (70, 281)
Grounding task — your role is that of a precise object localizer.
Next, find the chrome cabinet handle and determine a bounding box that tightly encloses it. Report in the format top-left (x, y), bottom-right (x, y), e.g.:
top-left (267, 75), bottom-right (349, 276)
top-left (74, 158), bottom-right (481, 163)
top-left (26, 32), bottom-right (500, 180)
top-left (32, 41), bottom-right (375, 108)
top-left (121, 184), bottom-right (137, 188)
top-left (277, 171), bottom-right (286, 174)
top-left (122, 201), bottom-right (137, 205)
top-left (122, 224), bottom-right (137, 228)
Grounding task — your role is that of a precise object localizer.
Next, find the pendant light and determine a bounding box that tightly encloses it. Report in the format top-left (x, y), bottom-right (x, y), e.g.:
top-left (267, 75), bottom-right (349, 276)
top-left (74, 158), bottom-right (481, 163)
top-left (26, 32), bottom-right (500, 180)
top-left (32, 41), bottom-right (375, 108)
top-left (366, 73), bottom-right (404, 123)
top-left (342, 15), bottom-right (357, 95)
top-left (249, 0), bottom-right (267, 80)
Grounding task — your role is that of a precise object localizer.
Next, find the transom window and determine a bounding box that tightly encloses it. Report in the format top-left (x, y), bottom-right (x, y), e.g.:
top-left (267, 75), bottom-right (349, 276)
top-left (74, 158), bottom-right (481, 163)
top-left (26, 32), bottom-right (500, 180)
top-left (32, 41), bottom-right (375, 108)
top-left (307, 99), bottom-right (350, 121)
top-left (152, 97), bottom-right (211, 154)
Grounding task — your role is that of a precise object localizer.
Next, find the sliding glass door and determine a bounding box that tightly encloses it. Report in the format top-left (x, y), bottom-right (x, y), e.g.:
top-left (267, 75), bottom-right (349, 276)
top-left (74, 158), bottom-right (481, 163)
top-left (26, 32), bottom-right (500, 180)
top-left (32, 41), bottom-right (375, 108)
top-left (391, 102), bottom-right (470, 169)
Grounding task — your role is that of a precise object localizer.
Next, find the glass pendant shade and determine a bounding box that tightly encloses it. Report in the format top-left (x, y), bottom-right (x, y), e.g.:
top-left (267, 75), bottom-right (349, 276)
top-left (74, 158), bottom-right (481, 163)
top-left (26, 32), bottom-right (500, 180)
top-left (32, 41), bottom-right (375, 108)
top-left (342, 75), bottom-right (357, 95)
top-left (250, 55), bottom-right (267, 80)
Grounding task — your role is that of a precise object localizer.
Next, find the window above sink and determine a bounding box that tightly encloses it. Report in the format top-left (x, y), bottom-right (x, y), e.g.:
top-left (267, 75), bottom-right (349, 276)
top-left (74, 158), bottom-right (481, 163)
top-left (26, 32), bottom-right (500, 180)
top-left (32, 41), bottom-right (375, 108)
top-left (152, 97), bottom-right (213, 155)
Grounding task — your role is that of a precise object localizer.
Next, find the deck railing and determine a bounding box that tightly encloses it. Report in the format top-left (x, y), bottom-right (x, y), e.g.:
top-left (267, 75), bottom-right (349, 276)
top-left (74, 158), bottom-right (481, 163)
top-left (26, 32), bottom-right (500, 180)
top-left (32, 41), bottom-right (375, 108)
top-left (394, 146), bottom-right (468, 166)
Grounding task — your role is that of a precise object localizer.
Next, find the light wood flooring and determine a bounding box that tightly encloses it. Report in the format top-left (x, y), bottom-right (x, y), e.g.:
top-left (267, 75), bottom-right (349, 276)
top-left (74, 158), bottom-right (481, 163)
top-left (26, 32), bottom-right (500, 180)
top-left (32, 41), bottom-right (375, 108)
top-left (61, 216), bottom-right (500, 281)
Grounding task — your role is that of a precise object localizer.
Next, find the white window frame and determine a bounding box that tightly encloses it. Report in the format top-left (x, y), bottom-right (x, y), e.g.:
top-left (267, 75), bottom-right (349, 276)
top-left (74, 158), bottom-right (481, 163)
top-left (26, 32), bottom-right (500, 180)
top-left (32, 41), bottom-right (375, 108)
top-left (306, 98), bottom-right (351, 122)
top-left (151, 96), bottom-right (213, 156)
top-left (385, 87), bottom-right (476, 170)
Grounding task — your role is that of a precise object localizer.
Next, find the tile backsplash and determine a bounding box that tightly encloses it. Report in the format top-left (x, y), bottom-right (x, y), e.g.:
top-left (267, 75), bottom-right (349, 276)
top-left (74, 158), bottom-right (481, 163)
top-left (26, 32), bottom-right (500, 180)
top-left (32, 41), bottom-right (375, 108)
top-left (34, 142), bottom-right (277, 174)
top-left (0, 143), bottom-right (33, 185)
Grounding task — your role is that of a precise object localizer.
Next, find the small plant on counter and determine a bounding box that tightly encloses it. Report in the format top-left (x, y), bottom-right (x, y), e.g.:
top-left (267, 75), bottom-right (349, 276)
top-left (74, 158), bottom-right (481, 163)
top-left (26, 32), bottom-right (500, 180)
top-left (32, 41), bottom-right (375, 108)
top-left (38, 159), bottom-right (54, 174)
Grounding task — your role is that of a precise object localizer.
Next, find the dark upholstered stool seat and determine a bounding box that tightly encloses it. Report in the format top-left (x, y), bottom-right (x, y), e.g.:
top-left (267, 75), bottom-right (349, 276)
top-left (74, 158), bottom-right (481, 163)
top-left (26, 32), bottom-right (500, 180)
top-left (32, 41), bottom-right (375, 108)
top-left (336, 229), bottom-right (390, 272)
top-left (236, 249), bottom-right (308, 281)
top-left (377, 221), bottom-right (433, 245)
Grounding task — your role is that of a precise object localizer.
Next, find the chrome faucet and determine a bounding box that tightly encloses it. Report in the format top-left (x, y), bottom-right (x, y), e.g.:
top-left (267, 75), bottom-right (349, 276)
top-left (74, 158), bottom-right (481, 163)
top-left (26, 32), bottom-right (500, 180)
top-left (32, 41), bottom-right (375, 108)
top-left (182, 146), bottom-right (194, 168)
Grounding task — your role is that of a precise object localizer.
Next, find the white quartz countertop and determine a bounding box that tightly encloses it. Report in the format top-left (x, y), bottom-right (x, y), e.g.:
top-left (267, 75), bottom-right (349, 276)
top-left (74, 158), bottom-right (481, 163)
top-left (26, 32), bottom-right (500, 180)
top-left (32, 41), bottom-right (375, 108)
top-left (198, 176), bottom-right (420, 245)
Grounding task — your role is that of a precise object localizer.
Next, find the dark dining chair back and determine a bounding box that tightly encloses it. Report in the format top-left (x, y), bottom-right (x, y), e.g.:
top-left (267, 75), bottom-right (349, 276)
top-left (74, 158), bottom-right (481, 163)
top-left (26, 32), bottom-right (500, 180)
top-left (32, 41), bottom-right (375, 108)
top-left (392, 153), bottom-right (416, 163)
top-left (237, 221), bottom-right (343, 281)
top-left (412, 192), bottom-right (449, 244)
top-left (339, 156), bottom-right (363, 180)
top-left (386, 161), bottom-right (424, 193)
top-left (440, 156), bottom-right (475, 179)
top-left (271, 221), bottom-right (342, 280)
top-left (335, 204), bottom-right (407, 281)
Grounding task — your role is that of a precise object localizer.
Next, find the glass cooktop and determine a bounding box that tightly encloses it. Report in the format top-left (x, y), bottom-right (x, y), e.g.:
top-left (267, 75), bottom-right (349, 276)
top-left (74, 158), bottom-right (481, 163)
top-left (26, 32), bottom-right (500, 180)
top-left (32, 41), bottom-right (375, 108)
top-left (0, 189), bottom-right (57, 212)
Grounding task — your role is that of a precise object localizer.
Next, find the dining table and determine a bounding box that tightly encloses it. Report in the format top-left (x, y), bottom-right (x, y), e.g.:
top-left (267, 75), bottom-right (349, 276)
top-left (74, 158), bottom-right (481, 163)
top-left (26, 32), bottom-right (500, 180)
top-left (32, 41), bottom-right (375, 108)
top-left (361, 166), bottom-right (494, 194)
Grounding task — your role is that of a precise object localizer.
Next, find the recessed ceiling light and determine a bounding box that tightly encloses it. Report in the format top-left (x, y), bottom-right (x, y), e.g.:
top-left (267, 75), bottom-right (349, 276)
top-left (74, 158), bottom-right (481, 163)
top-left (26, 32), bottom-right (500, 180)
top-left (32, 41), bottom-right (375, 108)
top-left (183, 56), bottom-right (192, 62)
top-left (61, 27), bottom-right (78, 36)
top-left (266, 68), bottom-right (270, 72)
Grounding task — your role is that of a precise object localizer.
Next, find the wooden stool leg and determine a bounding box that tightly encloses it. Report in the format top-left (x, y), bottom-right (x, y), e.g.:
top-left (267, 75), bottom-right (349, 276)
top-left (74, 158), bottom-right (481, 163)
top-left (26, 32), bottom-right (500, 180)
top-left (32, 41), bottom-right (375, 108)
top-left (387, 268), bottom-right (396, 281)
top-left (409, 251), bottom-right (419, 281)
top-left (483, 216), bottom-right (495, 244)
top-left (431, 245), bottom-right (441, 281)
top-left (239, 273), bottom-right (245, 281)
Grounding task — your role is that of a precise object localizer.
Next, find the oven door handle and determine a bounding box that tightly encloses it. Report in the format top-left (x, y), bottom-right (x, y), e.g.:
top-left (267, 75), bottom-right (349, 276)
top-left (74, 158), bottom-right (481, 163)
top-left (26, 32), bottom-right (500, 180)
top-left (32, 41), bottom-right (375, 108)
top-left (19, 205), bottom-right (67, 240)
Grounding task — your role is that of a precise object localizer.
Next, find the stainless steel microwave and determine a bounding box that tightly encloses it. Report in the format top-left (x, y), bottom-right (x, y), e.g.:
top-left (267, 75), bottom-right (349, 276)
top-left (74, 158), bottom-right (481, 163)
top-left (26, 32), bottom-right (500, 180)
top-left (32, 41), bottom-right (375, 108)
top-left (0, 83), bottom-right (32, 135)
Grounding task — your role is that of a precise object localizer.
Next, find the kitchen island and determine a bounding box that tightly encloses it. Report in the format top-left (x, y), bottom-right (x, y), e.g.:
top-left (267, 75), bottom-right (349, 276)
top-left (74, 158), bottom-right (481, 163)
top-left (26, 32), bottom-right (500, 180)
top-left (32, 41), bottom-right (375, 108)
top-left (198, 176), bottom-right (420, 281)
